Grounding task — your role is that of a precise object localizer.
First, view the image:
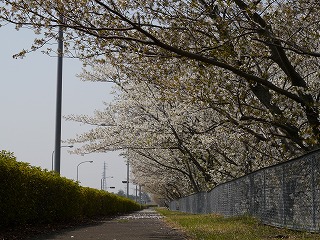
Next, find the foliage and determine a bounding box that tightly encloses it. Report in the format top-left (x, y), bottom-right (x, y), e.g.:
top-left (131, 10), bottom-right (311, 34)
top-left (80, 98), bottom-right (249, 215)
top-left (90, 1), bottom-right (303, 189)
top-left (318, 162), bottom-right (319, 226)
top-left (156, 208), bottom-right (320, 240)
top-left (0, 151), bottom-right (140, 228)
top-left (81, 187), bottom-right (140, 216)
top-left (0, 1), bottom-right (319, 200)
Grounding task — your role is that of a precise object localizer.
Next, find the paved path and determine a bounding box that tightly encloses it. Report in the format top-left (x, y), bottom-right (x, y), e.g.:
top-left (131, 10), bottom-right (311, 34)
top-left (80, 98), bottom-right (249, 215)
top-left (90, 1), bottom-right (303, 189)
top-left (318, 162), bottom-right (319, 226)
top-left (33, 208), bottom-right (189, 240)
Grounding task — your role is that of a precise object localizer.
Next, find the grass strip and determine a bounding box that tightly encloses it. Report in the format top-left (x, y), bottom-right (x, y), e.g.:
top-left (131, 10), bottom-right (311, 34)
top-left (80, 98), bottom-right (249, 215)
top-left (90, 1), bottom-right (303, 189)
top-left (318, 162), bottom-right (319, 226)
top-left (156, 208), bottom-right (320, 240)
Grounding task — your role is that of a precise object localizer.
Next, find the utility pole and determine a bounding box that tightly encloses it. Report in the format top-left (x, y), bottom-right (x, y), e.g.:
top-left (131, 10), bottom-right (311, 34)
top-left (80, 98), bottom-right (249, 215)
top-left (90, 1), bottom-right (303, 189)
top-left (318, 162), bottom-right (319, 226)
top-left (126, 160), bottom-right (129, 198)
top-left (135, 185), bottom-right (138, 202)
top-left (101, 162), bottom-right (107, 191)
top-left (53, 14), bottom-right (64, 174)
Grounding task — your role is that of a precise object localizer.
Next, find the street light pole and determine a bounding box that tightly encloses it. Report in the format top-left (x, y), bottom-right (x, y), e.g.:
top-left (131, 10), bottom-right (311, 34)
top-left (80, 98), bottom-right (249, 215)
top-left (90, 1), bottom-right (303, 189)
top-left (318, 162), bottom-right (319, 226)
top-left (126, 160), bottom-right (129, 198)
top-left (51, 145), bottom-right (73, 171)
top-left (53, 14), bottom-right (64, 174)
top-left (77, 161), bottom-right (93, 182)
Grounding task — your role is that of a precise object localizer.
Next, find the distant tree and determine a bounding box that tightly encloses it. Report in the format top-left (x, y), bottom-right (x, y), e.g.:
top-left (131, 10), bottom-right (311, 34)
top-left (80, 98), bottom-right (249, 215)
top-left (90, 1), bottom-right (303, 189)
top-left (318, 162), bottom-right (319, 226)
top-left (140, 192), bottom-right (151, 204)
top-left (117, 189), bottom-right (126, 197)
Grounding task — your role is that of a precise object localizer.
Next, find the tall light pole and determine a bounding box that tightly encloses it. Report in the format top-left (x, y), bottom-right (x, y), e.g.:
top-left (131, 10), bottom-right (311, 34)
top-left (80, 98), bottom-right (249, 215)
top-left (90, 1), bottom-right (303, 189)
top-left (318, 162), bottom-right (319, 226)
top-left (126, 160), bottom-right (129, 198)
top-left (77, 161), bottom-right (93, 182)
top-left (51, 145), bottom-right (73, 171)
top-left (53, 14), bottom-right (64, 174)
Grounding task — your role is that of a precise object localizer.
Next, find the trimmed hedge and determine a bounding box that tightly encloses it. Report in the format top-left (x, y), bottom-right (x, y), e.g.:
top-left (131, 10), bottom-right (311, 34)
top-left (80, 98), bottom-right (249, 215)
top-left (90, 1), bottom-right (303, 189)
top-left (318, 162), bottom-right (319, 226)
top-left (0, 150), bottom-right (140, 228)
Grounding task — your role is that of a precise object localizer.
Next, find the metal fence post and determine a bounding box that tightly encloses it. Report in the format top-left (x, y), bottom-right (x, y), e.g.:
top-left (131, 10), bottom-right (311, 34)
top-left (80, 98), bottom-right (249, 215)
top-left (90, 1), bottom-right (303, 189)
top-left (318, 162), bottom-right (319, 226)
top-left (282, 164), bottom-right (286, 226)
top-left (263, 169), bottom-right (266, 221)
top-left (311, 156), bottom-right (316, 230)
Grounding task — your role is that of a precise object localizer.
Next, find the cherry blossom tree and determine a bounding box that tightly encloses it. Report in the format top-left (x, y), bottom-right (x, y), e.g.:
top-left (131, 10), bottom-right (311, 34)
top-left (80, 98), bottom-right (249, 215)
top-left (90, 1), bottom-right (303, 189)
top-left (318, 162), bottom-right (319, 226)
top-left (1, 0), bottom-right (318, 149)
top-left (65, 61), bottom-right (300, 198)
top-left (1, 0), bottom-right (319, 198)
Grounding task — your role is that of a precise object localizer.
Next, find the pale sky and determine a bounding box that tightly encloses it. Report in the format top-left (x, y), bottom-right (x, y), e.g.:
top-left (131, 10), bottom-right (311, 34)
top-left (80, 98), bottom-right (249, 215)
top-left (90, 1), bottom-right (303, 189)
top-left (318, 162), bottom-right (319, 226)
top-left (0, 24), bottom-right (131, 194)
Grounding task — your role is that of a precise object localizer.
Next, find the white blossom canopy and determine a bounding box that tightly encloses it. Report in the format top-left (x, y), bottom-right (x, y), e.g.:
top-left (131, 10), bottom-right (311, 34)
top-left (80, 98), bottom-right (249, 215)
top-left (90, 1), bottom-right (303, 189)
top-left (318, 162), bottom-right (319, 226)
top-left (1, 0), bottom-right (319, 198)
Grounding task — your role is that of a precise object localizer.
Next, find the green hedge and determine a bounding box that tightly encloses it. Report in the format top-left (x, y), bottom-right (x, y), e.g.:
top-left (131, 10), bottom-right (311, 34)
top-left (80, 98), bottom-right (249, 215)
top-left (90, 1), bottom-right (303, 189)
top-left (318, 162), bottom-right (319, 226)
top-left (0, 150), bottom-right (140, 228)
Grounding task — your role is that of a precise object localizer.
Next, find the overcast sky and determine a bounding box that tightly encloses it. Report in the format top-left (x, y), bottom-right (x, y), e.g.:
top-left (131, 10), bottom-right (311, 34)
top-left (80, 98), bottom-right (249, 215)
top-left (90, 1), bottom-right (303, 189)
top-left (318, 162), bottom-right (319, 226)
top-left (0, 24), bottom-right (131, 194)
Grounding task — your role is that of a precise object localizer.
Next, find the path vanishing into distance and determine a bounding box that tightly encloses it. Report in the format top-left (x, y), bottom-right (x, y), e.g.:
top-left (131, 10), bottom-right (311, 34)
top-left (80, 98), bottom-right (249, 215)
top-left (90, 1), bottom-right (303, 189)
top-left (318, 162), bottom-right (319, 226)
top-left (33, 208), bottom-right (188, 240)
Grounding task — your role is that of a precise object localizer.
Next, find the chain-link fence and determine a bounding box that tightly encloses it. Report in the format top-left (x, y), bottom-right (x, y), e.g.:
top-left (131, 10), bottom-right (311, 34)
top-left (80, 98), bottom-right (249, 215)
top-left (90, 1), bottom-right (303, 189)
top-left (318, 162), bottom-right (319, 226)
top-left (168, 149), bottom-right (320, 232)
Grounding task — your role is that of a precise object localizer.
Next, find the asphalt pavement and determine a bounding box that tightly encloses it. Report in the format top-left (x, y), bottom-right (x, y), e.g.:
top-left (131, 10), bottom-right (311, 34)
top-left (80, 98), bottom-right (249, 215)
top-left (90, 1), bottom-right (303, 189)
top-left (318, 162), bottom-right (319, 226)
top-left (32, 208), bottom-right (189, 240)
